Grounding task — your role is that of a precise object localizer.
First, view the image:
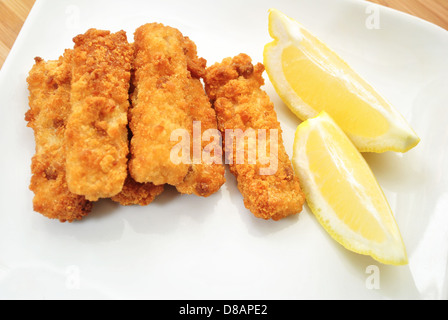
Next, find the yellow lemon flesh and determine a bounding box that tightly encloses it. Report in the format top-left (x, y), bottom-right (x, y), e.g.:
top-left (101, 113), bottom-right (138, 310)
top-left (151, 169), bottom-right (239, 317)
top-left (264, 8), bottom-right (420, 153)
top-left (292, 112), bottom-right (408, 265)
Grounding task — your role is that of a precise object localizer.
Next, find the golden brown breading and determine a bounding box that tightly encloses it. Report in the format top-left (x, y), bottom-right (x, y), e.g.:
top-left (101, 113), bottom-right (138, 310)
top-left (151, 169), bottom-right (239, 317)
top-left (128, 23), bottom-right (192, 186)
top-left (112, 120), bottom-right (165, 206)
top-left (111, 173), bottom-right (164, 206)
top-left (183, 36), bottom-right (207, 79)
top-left (25, 53), bottom-right (93, 222)
top-left (65, 29), bottom-right (133, 201)
top-left (204, 53), bottom-right (305, 220)
top-left (174, 37), bottom-right (226, 197)
top-left (129, 23), bottom-right (224, 195)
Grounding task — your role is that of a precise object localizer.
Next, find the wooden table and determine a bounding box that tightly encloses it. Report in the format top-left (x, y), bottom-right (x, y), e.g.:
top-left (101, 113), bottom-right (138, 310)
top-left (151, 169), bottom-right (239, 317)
top-left (0, 0), bottom-right (447, 69)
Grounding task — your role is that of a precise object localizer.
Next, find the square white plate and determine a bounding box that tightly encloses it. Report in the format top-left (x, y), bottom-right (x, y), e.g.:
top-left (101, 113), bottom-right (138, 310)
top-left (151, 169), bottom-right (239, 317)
top-left (1, 0), bottom-right (447, 300)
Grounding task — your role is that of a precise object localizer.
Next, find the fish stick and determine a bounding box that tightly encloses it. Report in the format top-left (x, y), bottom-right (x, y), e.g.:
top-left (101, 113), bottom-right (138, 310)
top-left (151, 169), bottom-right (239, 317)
top-left (112, 121), bottom-right (165, 206)
top-left (175, 37), bottom-right (226, 197)
top-left (65, 29), bottom-right (133, 201)
top-left (129, 23), bottom-right (193, 186)
top-left (25, 53), bottom-right (93, 222)
top-left (204, 53), bottom-right (305, 220)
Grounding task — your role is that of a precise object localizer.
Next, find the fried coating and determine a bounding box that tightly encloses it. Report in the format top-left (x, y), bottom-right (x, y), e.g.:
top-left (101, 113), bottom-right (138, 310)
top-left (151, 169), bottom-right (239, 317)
top-left (25, 53), bottom-right (93, 222)
top-left (174, 37), bottom-right (225, 197)
top-left (204, 53), bottom-right (305, 220)
top-left (129, 23), bottom-right (193, 186)
top-left (111, 173), bottom-right (164, 206)
top-left (129, 23), bottom-right (224, 195)
top-left (65, 29), bottom-right (133, 201)
top-left (112, 121), bottom-right (165, 206)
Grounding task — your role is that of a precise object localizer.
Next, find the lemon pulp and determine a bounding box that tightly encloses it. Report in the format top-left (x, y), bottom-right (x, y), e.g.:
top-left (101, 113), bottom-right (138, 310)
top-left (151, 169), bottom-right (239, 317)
top-left (307, 124), bottom-right (387, 242)
top-left (282, 44), bottom-right (389, 138)
top-left (293, 112), bottom-right (407, 265)
top-left (264, 8), bottom-right (420, 153)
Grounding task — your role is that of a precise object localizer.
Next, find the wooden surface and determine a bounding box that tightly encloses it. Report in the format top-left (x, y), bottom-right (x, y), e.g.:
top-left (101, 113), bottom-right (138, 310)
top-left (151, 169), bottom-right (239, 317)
top-left (0, 0), bottom-right (447, 69)
top-left (369, 0), bottom-right (448, 30)
top-left (0, 0), bottom-right (35, 69)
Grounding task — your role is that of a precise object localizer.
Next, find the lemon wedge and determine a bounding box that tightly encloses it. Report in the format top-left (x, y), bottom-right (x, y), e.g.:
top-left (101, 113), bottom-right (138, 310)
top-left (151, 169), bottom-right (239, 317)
top-left (292, 112), bottom-right (408, 265)
top-left (264, 8), bottom-right (420, 153)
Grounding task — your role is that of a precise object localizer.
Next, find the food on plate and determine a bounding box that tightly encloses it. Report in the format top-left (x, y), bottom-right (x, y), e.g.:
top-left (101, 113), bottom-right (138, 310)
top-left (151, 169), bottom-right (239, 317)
top-left (65, 29), bottom-right (133, 201)
top-left (128, 23), bottom-right (193, 186)
top-left (25, 53), bottom-right (93, 222)
top-left (264, 8), bottom-right (420, 153)
top-left (26, 23), bottom-right (226, 221)
top-left (292, 112), bottom-right (408, 265)
top-left (204, 53), bottom-right (305, 220)
top-left (175, 37), bottom-right (226, 196)
top-left (129, 23), bottom-right (225, 195)
top-left (175, 75), bottom-right (226, 196)
top-left (25, 14), bottom-right (413, 234)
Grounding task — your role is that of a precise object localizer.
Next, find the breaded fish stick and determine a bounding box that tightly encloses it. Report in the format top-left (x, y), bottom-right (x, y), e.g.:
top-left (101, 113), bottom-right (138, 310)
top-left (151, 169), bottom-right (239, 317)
top-left (25, 53), bottom-right (92, 222)
top-left (204, 54), bottom-right (305, 220)
top-left (65, 29), bottom-right (133, 201)
top-left (175, 37), bottom-right (226, 197)
top-left (129, 23), bottom-right (192, 186)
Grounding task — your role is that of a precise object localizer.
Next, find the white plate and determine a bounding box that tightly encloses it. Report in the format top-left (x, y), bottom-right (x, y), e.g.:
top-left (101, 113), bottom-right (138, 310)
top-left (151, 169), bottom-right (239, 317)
top-left (1, 0), bottom-right (447, 300)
